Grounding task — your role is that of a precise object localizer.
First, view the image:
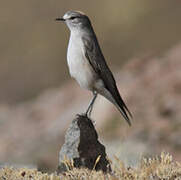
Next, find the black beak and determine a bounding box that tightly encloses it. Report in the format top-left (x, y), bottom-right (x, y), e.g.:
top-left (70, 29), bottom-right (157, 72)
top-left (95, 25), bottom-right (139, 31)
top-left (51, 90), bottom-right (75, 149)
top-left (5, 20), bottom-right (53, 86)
top-left (55, 17), bottom-right (65, 21)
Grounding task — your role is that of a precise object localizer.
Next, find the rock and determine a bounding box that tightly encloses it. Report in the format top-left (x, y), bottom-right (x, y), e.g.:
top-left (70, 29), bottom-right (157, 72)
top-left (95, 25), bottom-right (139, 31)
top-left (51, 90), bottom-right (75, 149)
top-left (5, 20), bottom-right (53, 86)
top-left (57, 114), bottom-right (111, 173)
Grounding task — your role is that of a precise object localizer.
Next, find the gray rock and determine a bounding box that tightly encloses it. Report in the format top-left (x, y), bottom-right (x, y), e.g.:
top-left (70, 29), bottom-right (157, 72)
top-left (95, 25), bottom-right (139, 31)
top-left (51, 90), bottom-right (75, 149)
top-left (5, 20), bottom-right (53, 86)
top-left (57, 114), bottom-right (111, 173)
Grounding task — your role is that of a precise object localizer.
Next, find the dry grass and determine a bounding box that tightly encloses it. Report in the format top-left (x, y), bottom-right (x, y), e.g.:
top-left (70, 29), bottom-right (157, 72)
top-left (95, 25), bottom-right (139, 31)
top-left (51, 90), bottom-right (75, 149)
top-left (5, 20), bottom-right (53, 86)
top-left (0, 152), bottom-right (181, 180)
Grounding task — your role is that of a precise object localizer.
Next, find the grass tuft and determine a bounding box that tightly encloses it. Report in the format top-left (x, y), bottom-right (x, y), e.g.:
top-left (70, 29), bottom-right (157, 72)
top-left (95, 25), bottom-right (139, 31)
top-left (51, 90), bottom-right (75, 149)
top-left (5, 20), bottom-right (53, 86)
top-left (0, 152), bottom-right (181, 179)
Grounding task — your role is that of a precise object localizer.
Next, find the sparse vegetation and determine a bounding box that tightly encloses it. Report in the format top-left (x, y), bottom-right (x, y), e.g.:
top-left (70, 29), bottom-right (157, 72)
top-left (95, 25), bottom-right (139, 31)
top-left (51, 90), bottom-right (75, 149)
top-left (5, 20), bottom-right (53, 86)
top-left (0, 152), bottom-right (180, 179)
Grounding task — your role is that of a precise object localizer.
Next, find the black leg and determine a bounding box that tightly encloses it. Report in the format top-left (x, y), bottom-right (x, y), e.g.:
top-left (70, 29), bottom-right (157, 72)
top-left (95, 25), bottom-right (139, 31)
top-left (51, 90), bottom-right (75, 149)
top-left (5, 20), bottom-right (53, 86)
top-left (86, 91), bottom-right (97, 117)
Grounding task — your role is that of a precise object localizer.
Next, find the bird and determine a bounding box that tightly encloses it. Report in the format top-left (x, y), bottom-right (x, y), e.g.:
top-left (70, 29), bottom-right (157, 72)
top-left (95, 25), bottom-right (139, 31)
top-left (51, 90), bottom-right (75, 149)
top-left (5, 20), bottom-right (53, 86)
top-left (55, 11), bottom-right (132, 126)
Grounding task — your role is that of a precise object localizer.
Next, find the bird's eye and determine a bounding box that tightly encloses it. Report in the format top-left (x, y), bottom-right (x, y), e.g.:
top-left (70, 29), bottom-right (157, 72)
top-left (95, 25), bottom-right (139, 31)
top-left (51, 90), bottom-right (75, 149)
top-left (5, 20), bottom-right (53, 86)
top-left (69, 16), bottom-right (76, 20)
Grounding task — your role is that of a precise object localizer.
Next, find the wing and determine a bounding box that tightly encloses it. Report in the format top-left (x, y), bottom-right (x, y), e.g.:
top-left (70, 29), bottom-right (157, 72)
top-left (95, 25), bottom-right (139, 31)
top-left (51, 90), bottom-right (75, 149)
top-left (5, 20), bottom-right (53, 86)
top-left (82, 35), bottom-right (132, 125)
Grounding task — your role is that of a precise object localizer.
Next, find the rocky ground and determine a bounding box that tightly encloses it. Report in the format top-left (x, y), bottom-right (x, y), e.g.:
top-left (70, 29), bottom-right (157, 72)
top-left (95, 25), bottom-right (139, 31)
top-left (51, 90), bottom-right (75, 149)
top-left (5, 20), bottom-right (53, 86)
top-left (0, 43), bottom-right (181, 171)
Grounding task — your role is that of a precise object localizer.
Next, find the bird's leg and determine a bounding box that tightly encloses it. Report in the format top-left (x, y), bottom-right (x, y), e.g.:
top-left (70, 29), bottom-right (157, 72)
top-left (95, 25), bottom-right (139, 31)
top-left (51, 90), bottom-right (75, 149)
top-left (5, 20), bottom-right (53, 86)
top-left (88, 93), bottom-right (97, 117)
top-left (85, 91), bottom-right (97, 117)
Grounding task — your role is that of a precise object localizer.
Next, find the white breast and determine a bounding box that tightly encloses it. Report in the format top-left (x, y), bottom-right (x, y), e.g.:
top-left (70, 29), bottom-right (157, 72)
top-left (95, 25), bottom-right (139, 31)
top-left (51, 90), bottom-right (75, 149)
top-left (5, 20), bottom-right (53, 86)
top-left (67, 32), bottom-right (97, 90)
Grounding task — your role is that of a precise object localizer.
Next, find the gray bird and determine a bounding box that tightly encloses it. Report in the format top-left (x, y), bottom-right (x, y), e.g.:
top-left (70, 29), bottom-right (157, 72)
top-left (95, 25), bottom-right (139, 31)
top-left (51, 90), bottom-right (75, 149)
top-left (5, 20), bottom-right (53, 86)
top-left (56, 11), bottom-right (132, 126)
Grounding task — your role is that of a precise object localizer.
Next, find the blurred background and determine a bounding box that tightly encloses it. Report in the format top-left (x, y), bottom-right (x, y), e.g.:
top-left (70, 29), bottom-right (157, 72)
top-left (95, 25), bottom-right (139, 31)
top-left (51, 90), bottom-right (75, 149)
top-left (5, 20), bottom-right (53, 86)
top-left (0, 0), bottom-right (181, 172)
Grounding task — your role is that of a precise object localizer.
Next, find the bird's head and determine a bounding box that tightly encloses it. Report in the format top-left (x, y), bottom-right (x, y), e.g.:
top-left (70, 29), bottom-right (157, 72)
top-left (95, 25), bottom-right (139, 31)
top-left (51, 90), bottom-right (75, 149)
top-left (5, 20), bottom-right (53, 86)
top-left (55, 11), bottom-right (92, 31)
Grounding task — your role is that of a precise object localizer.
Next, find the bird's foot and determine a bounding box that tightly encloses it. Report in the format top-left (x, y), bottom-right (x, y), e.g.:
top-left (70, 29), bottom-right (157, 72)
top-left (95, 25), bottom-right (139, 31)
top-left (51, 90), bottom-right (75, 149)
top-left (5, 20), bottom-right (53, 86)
top-left (76, 113), bottom-right (87, 118)
top-left (76, 113), bottom-right (96, 125)
top-left (76, 113), bottom-right (91, 119)
top-left (84, 112), bottom-right (96, 125)
top-left (91, 119), bottom-right (96, 126)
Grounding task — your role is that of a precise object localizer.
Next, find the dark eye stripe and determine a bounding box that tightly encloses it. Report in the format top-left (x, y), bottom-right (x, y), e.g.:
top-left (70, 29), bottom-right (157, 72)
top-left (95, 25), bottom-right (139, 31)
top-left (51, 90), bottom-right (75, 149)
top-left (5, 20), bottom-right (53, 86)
top-left (69, 16), bottom-right (81, 20)
top-left (69, 16), bottom-right (76, 20)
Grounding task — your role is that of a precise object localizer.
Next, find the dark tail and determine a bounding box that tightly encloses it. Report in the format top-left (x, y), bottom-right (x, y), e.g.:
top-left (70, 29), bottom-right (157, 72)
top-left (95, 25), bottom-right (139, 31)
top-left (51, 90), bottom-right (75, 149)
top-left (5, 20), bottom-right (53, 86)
top-left (98, 86), bottom-right (132, 126)
top-left (112, 86), bottom-right (132, 126)
top-left (116, 96), bottom-right (132, 126)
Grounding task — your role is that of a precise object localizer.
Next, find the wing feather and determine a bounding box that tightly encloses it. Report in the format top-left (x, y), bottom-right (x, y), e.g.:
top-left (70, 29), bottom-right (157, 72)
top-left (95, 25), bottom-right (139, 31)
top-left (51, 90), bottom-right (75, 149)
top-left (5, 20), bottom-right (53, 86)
top-left (82, 35), bottom-right (132, 125)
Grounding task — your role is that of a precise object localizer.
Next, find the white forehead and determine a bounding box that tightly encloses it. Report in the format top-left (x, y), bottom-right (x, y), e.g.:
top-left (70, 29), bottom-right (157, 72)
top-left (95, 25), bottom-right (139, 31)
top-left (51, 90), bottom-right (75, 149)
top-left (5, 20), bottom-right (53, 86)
top-left (63, 11), bottom-right (85, 20)
top-left (63, 13), bottom-right (71, 20)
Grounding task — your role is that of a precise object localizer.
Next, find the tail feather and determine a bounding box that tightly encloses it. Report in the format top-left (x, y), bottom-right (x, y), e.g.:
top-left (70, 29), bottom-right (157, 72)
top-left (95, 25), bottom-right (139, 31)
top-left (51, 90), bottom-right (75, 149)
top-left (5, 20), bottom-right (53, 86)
top-left (113, 87), bottom-right (132, 126)
top-left (120, 98), bottom-right (133, 119)
top-left (97, 87), bottom-right (132, 126)
top-left (116, 102), bottom-right (132, 126)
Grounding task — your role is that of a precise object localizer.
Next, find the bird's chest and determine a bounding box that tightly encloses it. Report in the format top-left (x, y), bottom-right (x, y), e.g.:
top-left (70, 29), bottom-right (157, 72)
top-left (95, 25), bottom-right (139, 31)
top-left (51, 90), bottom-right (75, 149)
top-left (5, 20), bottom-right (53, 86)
top-left (67, 36), bottom-right (85, 73)
top-left (67, 35), bottom-right (96, 89)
